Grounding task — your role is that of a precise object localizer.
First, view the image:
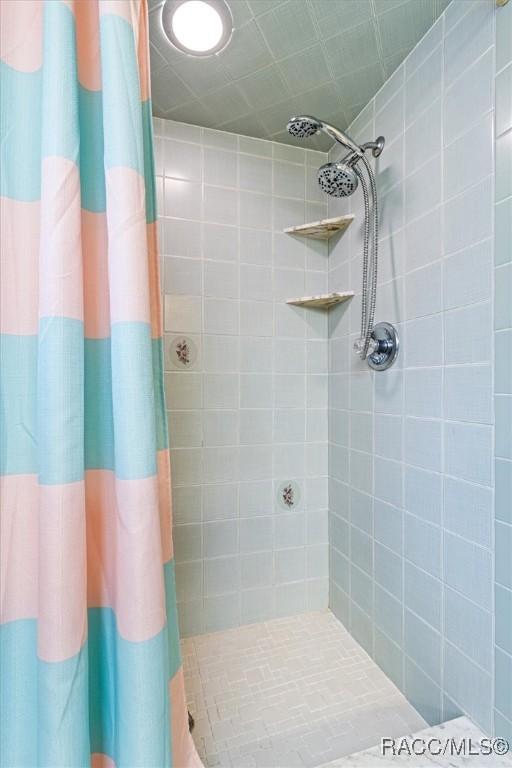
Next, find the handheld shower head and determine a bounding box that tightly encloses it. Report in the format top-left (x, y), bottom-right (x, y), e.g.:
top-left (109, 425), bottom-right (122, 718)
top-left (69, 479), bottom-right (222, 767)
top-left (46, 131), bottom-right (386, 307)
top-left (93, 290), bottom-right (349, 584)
top-left (317, 160), bottom-right (359, 197)
top-left (286, 115), bottom-right (322, 138)
top-left (287, 114), bottom-right (363, 156)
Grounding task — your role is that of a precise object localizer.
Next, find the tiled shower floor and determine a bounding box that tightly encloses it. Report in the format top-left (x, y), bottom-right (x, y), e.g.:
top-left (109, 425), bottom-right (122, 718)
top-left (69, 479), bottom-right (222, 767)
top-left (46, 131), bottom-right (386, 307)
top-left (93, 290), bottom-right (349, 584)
top-left (181, 611), bottom-right (426, 768)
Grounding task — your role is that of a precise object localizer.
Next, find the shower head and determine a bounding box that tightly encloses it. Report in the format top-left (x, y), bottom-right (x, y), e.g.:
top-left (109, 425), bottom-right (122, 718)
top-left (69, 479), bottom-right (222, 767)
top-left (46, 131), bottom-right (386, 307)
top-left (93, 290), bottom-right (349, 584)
top-left (287, 114), bottom-right (385, 199)
top-left (317, 160), bottom-right (359, 197)
top-left (287, 114), bottom-right (363, 156)
top-left (286, 115), bottom-right (322, 138)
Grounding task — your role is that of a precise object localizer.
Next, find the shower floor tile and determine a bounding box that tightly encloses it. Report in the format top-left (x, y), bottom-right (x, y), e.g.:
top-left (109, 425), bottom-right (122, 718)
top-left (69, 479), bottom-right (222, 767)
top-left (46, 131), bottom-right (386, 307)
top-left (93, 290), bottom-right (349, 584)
top-left (181, 610), bottom-right (426, 768)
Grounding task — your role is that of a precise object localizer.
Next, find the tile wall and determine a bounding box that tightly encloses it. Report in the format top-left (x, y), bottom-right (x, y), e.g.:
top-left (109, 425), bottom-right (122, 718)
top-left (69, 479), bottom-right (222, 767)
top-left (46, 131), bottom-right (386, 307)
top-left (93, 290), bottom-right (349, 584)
top-left (494, 0), bottom-right (512, 742)
top-left (153, 118), bottom-right (331, 635)
top-left (327, 0), bottom-right (504, 734)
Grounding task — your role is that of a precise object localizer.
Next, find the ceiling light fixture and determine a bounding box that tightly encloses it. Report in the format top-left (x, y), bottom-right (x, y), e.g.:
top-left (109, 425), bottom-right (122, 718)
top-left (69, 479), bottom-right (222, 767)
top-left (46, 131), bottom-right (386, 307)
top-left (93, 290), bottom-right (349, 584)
top-left (161, 0), bottom-right (233, 57)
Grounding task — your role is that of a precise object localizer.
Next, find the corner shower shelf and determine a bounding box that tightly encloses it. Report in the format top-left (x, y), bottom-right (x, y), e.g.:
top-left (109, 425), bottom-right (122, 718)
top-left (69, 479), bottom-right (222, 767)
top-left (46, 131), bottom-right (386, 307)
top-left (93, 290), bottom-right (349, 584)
top-left (286, 291), bottom-right (354, 309)
top-left (284, 214), bottom-right (354, 241)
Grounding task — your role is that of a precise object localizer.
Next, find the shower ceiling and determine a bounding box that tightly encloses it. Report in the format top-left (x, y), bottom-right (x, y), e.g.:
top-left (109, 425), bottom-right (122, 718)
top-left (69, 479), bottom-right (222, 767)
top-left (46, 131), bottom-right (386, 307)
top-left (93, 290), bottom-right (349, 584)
top-left (149, 0), bottom-right (449, 150)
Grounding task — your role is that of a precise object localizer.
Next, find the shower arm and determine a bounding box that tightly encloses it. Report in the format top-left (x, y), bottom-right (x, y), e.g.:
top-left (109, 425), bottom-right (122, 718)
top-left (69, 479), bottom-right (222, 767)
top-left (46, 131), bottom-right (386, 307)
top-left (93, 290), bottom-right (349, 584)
top-left (361, 138), bottom-right (386, 158)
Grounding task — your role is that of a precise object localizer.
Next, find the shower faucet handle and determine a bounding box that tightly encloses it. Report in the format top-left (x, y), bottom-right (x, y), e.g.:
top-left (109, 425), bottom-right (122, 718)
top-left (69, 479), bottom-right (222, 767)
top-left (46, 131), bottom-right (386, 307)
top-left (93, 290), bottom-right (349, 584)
top-left (353, 323), bottom-right (400, 371)
top-left (353, 336), bottom-right (379, 358)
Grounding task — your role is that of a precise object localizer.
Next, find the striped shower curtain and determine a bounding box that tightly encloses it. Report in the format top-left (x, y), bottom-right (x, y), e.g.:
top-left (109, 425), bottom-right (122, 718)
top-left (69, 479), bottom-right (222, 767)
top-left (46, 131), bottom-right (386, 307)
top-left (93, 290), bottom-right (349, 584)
top-left (0, 1), bottom-right (201, 766)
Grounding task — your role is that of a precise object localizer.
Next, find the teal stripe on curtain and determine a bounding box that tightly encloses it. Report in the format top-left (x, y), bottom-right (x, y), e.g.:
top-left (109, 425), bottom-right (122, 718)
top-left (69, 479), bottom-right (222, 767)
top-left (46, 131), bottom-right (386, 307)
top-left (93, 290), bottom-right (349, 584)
top-left (0, 563), bottom-right (180, 768)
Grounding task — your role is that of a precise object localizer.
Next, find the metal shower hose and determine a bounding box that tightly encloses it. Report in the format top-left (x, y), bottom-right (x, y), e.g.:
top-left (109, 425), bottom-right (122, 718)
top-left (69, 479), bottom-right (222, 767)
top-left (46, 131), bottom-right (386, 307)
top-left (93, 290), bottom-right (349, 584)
top-left (355, 154), bottom-right (379, 359)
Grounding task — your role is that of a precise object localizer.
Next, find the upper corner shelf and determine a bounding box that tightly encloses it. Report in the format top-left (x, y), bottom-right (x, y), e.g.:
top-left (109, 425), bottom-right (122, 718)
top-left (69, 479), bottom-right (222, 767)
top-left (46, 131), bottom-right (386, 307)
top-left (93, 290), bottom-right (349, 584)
top-left (284, 214), bottom-right (355, 241)
top-left (286, 291), bottom-right (354, 309)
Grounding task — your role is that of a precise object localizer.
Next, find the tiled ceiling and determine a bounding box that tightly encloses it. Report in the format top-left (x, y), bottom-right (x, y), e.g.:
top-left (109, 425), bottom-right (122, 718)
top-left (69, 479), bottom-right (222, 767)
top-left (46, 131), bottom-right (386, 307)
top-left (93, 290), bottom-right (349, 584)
top-left (149, 0), bottom-right (449, 150)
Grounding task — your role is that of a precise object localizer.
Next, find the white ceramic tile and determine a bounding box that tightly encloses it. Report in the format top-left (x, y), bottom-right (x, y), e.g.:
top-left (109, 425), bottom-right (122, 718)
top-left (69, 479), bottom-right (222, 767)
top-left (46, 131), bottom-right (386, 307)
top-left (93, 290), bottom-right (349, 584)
top-left (203, 447), bottom-right (239, 484)
top-left (240, 228), bottom-right (273, 266)
top-left (239, 154), bottom-right (272, 193)
top-left (404, 368), bottom-right (442, 418)
top-left (240, 374), bottom-right (273, 408)
top-left (165, 372), bottom-right (202, 410)
top-left (406, 15), bottom-right (443, 77)
top-left (444, 176), bottom-right (493, 256)
top-left (164, 178), bottom-right (202, 220)
top-left (171, 449), bottom-right (203, 487)
top-left (239, 409), bottom-right (272, 445)
top-left (376, 89), bottom-right (405, 148)
top-left (404, 99), bottom-right (442, 177)
top-left (164, 256), bottom-right (202, 295)
top-left (443, 49), bottom-right (493, 145)
top-left (203, 335), bottom-right (240, 372)
top-left (444, 302), bottom-right (492, 365)
top-left (272, 196), bottom-right (305, 232)
top-left (404, 417), bottom-right (442, 472)
top-left (273, 160), bottom-right (306, 199)
top-left (164, 138), bottom-right (202, 181)
top-left (204, 373), bottom-right (238, 410)
top-left (405, 262), bottom-right (442, 319)
top-left (444, 239), bottom-right (492, 309)
top-left (203, 483), bottom-right (238, 522)
top-left (240, 300), bottom-right (274, 337)
top-left (203, 147), bottom-right (238, 188)
top-left (404, 154), bottom-right (442, 223)
top-left (444, 364), bottom-right (493, 424)
top-left (405, 47), bottom-right (442, 127)
top-left (444, 0), bottom-right (494, 87)
top-left (240, 264), bottom-right (273, 301)
top-left (204, 261), bottom-right (239, 299)
top-left (240, 190), bottom-right (272, 229)
top-left (202, 223), bottom-right (238, 262)
top-left (204, 298), bottom-right (239, 335)
top-left (405, 207), bottom-right (442, 272)
top-left (444, 113), bottom-right (493, 201)
top-left (444, 422), bottom-right (493, 485)
top-left (164, 294), bottom-right (202, 333)
top-left (496, 129), bottom-right (512, 203)
top-left (182, 612), bottom-right (425, 768)
top-left (204, 185), bottom-right (238, 225)
top-left (162, 218), bottom-right (202, 259)
top-left (274, 232), bottom-right (307, 269)
top-left (168, 411), bottom-right (203, 449)
top-left (203, 410), bottom-right (239, 447)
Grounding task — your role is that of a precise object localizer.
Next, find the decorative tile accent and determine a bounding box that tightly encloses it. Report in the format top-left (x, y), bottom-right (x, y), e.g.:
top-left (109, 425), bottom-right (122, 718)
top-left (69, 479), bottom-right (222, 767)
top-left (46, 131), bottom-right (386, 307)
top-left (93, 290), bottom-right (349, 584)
top-left (277, 479), bottom-right (301, 511)
top-left (182, 611), bottom-right (426, 768)
top-left (167, 334), bottom-right (199, 370)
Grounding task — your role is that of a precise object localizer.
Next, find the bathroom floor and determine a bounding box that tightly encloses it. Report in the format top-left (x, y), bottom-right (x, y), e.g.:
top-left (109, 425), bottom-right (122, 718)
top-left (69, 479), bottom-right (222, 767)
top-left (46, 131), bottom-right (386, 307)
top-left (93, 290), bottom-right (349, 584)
top-left (181, 611), bottom-right (426, 768)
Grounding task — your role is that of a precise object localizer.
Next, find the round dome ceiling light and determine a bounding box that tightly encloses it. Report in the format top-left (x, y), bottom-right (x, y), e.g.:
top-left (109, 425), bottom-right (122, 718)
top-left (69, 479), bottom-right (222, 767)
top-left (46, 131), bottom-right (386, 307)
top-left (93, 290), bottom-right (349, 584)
top-left (161, 0), bottom-right (233, 57)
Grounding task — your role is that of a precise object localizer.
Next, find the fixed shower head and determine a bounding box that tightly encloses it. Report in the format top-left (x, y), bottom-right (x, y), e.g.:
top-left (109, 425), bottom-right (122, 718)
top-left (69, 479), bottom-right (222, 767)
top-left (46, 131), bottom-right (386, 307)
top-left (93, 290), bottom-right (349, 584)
top-left (287, 114), bottom-right (363, 156)
top-left (286, 115), bottom-right (322, 138)
top-left (317, 160), bottom-right (359, 197)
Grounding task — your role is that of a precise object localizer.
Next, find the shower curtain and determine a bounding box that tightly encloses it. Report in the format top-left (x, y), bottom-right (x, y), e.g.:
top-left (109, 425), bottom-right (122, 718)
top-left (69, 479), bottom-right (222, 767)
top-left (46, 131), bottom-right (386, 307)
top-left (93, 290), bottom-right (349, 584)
top-left (0, 1), bottom-right (201, 766)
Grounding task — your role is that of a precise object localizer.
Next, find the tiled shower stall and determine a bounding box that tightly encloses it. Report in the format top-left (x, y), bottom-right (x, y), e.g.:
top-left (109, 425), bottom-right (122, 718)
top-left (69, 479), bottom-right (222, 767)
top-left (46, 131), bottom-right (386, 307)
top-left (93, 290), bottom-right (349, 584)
top-left (153, 0), bottom-right (512, 744)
